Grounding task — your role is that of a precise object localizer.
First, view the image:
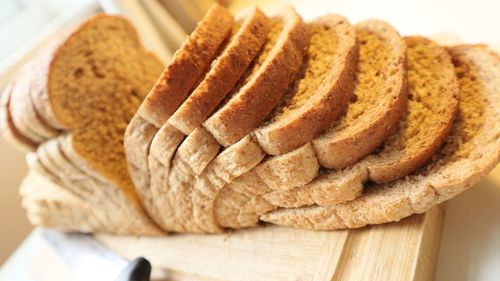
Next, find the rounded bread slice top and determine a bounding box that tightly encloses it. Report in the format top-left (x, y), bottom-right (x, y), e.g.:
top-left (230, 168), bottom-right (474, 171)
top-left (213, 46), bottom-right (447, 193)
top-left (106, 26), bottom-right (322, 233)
top-left (261, 45), bottom-right (500, 230)
top-left (203, 6), bottom-right (310, 147)
top-left (312, 20), bottom-right (407, 169)
top-left (137, 3), bottom-right (234, 128)
top-left (253, 14), bottom-right (358, 155)
top-left (168, 7), bottom-right (271, 135)
top-left (363, 36), bottom-right (459, 183)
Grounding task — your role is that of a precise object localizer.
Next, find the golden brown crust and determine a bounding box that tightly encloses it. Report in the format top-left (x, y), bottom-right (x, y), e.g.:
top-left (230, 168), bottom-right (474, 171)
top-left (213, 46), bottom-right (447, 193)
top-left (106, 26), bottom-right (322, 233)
top-left (254, 15), bottom-right (358, 155)
top-left (137, 3), bottom-right (234, 128)
top-left (168, 8), bottom-right (270, 135)
top-left (204, 6), bottom-right (310, 147)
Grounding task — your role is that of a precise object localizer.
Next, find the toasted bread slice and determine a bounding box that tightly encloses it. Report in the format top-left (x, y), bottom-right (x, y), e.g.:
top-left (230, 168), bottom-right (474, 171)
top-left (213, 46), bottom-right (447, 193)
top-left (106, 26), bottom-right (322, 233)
top-left (253, 15), bottom-right (358, 155)
top-left (261, 45), bottom-right (500, 230)
top-left (168, 7), bottom-right (270, 135)
top-left (211, 33), bottom-right (460, 228)
top-left (203, 6), bottom-right (309, 147)
top-left (312, 20), bottom-right (407, 169)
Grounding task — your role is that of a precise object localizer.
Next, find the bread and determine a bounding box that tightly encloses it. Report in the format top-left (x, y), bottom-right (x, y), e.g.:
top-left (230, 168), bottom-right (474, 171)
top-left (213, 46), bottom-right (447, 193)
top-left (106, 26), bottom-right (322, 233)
top-left (151, 6), bottom-right (308, 232)
top-left (263, 35), bottom-right (459, 208)
top-left (261, 45), bottom-right (500, 230)
top-left (168, 7), bottom-right (270, 135)
top-left (136, 3), bottom-right (233, 128)
top-left (2, 14), bottom-right (167, 235)
top-left (0, 81), bottom-right (38, 151)
top-left (20, 170), bottom-right (109, 233)
top-left (209, 20), bottom-right (405, 228)
top-left (203, 6), bottom-right (310, 147)
top-left (312, 20), bottom-right (407, 169)
top-left (211, 34), bottom-right (459, 228)
top-left (253, 15), bottom-right (358, 155)
top-left (9, 61), bottom-right (60, 143)
top-left (124, 4), bottom-right (233, 229)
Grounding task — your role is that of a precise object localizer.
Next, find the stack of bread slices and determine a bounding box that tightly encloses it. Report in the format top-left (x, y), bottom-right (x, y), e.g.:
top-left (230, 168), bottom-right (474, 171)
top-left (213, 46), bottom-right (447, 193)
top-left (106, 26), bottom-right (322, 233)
top-left (2, 4), bottom-right (499, 234)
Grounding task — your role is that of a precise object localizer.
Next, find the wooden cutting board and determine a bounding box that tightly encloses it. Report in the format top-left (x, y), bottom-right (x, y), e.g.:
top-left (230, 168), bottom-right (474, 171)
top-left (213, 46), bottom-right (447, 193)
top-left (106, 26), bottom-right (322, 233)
top-left (96, 203), bottom-right (446, 281)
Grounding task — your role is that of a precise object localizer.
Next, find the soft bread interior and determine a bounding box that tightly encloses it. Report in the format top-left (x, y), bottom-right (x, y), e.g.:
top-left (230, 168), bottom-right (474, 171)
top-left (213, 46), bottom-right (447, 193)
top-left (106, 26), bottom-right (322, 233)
top-left (47, 15), bottom-right (163, 201)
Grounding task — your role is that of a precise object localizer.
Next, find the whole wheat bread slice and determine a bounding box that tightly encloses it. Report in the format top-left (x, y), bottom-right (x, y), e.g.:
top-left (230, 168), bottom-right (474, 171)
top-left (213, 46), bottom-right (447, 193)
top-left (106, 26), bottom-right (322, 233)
top-left (168, 7), bottom-right (270, 135)
top-left (253, 15), bottom-right (358, 155)
top-left (261, 45), bottom-right (500, 230)
top-left (123, 4), bottom-right (233, 229)
top-left (150, 6), bottom-right (306, 232)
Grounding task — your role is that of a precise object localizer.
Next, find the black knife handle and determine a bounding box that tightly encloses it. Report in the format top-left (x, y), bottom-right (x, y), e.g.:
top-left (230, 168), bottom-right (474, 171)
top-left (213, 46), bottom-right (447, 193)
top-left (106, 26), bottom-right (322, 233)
top-left (114, 257), bottom-right (151, 281)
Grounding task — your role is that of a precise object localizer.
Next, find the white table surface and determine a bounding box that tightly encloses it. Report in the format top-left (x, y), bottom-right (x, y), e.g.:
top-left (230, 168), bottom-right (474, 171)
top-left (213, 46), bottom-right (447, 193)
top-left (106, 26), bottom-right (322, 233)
top-left (1, 0), bottom-right (499, 280)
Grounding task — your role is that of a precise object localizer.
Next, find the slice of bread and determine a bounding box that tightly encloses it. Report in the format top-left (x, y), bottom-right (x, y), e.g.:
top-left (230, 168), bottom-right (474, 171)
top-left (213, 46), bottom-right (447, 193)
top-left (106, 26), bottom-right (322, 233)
top-left (0, 80), bottom-right (38, 151)
top-left (211, 33), bottom-right (460, 228)
top-left (123, 4), bottom-right (233, 229)
top-left (168, 7), bottom-right (270, 135)
top-left (253, 15), bottom-right (358, 155)
top-left (203, 6), bottom-right (309, 147)
top-left (137, 3), bottom-right (233, 128)
top-left (9, 61), bottom-right (60, 143)
top-left (312, 20), bottom-right (407, 169)
top-left (261, 45), bottom-right (500, 230)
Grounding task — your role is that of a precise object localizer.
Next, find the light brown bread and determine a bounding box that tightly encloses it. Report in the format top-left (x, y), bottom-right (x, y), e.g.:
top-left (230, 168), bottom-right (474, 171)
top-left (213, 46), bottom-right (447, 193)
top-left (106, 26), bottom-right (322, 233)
top-left (9, 61), bottom-right (60, 143)
top-left (161, 6), bottom-right (309, 233)
top-left (168, 7), bottom-right (270, 135)
top-left (203, 6), bottom-right (310, 147)
top-left (20, 170), bottom-right (110, 233)
top-left (136, 3), bottom-right (233, 128)
top-left (253, 15), bottom-right (358, 155)
top-left (261, 45), bottom-right (500, 230)
top-left (123, 4), bottom-right (234, 229)
top-left (2, 14), bottom-right (166, 234)
top-left (0, 81), bottom-right (38, 151)
top-left (312, 20), bottom-right (407, 169)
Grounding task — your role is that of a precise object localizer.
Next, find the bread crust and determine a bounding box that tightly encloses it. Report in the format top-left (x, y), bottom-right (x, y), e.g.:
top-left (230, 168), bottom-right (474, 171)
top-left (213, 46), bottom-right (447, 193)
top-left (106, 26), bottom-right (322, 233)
top-left (312, 20), bottom-right (407, 169)
top-left (0, 79), bottom-right (38, 151)
top-left (254, 15), bottom-right (358, 155)
top-left (204, 6), bottom-right (310, 147)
